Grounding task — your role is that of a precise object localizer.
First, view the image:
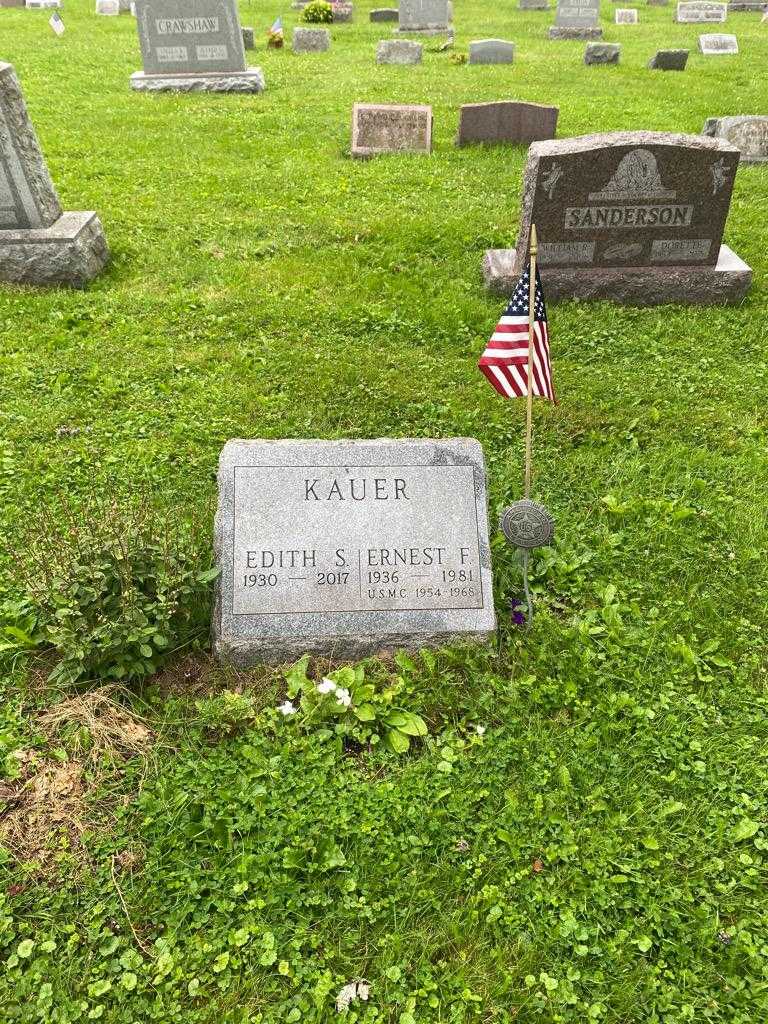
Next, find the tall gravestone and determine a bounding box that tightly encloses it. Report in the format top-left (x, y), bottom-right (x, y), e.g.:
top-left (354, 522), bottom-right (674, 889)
top-left (703, 116), bottom-right (768, 163)
top-left (0, 63), bottom-right (109, 287)
top-left (213, 438), bottom-right (496, 665)
top-left (549, 0), bottom-right (602, 39)
top-left (396, 0), bottom-right (452, 34)
top-left (131, 0), bottom-right (265, 92)
top-left (483, 132), bottom-right (751, 305)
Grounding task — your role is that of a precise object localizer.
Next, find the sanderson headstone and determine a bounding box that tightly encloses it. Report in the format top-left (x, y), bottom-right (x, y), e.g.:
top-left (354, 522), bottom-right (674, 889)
top-left (131, 0), bottom-right (265, 92)
top-left (376, 39), bottom-right (423, 62)
top-left (0, 63), bottom-right (109, 286)
top-left (585, 41), bottom-right (621, 61)
top-left (351, 103), bottom-right (432, 156)
top-left (468, 39), bottom-right (515, 63)
top-left (549, 0), bottom-right (602, 39)
top-left (703, 115), bottom-right (768, 163)
top-left (648, 48), bottom-right (689, 68)
top-left (482, 131), bottom-right (751, 305)
top-left (370, 7), bottom-right (399, 19)
top-left (676, 1), bottom-right (727, 20)
top-left (213, 438), bottom-right (496, 665)
top-left (396, 0), bottom-right (451, 34)
top-left (456, 101), bottom-right (558, 147)
top-left (699, 31), bottom-right (738, 51)
top-left (292, 27), bottom-right (331, 52)
top-left (615, 7), bottom-right (639, 20)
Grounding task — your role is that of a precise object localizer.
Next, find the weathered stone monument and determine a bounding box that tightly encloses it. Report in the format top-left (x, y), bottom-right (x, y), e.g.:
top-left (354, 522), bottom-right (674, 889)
top-left (698, 31), bottom-right (738, 51)
top-left (676, 0), bottom-right (727, 20)
top-left (376, 39), bottom-right (423, 63)
top-left (131, 0), bottom-right (265, 92)
top-left (615, 7), bottom-right (639, 20)
top-left (456, 101), bottom-right (558, 147)
top-left (292, 27), bottom-right (331, 52)
top-left (396, 0), bottom-right (452, 34)
top-left (213, 438), bottom-right (495, 665)
top-left (585, 41), bottom-right (621, 62)
top-left (468, 39), bottom-right (515, 63)
top-left (352, 103), bottom-right (432, 156)
top-left (483, 131), bottom-right (751, 305)
top-left (0, 63), bottom-right (109, 287)
top-left (370, 7), bottom-right (399, 20)
top-left (648, 48), bottom-right (689, 69)
top-left (549, 0), bottom-right (602, 39)
top-left (703, 116), bottom-right (768, 163)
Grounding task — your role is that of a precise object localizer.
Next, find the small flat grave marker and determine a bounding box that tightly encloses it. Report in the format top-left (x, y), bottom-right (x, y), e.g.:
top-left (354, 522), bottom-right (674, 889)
top-left (615, 7), bottom-right (639, 20)
top-left (698, 31), bottom-right (738, 51)
top-left (292, 27), bottom-right (331, 52)
top-left (648, 48), bottom-right (689, 69)
top-left (376, 39), bottom-right (423, 63)
top-left (549, 0), bottom-right (603, 39)
top-left (351, 102), bottom-right (432, 156)
top-left (468, 39), bottom-right (515, 63)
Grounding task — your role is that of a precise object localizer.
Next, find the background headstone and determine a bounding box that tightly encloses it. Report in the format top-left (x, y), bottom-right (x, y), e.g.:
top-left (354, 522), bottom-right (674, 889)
top-left (703, 115), bottom-right (768, 162)
top-left (396, 0), bottom-right (451, 33)
top-left (483, 131), bottom-right (751, 304)
top-left (0, 1), bottom-right (25, 7)
top-left (648, 48), bottom-right (689, 68)
top-left (333, 2), bottom-right (354, 22)
top-left (519, 0), bottom-right (550, 8)
top-left (96, 0), bottom-right (120, 13)
top-left (352, 103), bottom-right (432, 156)
top-left (213, 438), bottom-right (496, 665)
top-left (676, 1), bottom-right (727, 20)
top-left (585, 41), bottom-right (621, 61)
top-left (647, 0), bottom-right (669, 5)
top-left (698, 31), bottom-right (738, 51)
top-left (549, 0), bottom-right (603, 39)
top-left (456, 101), bottom-right (559, 147)
top-left (241, 25), bottom-right (254, 49)
top-left (468, 39), bottom-right (515, 63)
top-left (376, 39), bottom-right (423, 62)
top-left (370, 7), bottom-right (399, 19)
top-left (615, 7), bottom-right (639, 20)
top-left (0, 62), bottom-right (109, 286)
top-left (292, 27), bottom-right (331, 52)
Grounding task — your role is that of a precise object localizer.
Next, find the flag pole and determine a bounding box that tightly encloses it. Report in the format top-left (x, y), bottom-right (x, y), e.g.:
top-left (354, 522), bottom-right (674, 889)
top-left (524, 222), bottom-right (538, 499)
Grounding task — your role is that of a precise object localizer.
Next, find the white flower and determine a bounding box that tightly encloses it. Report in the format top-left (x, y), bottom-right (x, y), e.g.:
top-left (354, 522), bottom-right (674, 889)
top-left (335, 687), bottom-right (352, 708)
top-left (475, 725), bottom-right (486, 736)
top-left (277, 700), bottom-right (296, 716)
top-left (317, 678), bottom-right (336, 695)
top-left (335, 981), bottom-right (370, 1013)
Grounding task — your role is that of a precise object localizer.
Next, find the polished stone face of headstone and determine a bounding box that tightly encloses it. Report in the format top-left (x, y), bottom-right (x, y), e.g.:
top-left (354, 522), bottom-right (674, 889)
top-left (468, 39), bottom-right (515, 63)
top-left (351, 103), bottom-right (432, 156)
top-left (703, 116), bottom-right (768, 163)
top-left (550, 0), bottom-right (602, 37)
top-left (213, 438), bottom-right (496, 665)
top-left (676, 0), bottom-right (727, 20)
top-left (134, 0), bottom-right (247, 75)
top-left (584, 41), bottom-right (621, 61)
top-left (376, 39), bottom-right (423, 63)
top-left (648, 48), bottom-right (689, 69)
top-left (615, 7), bottom-right (638, 21)
top-left (292, 27), bottom-right (331, 52)
top-left (398, 0), bottom-right (449, 29)
top-left (456, 101), bottom-right (558, 147)
top-left (698, 31), bottom-right (738, 51)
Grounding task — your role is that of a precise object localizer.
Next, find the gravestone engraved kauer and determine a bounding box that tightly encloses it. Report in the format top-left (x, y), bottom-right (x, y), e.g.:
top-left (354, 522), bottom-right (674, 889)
top-left (396, 0), bottom-right (452, 34)
top-left (131, 0), bottom-right (265, 92)
top-left (698, 31), bottom-right (738, 51)
top-left (549, 0), bottom-right (602, 39)
top-left (648, 48), bottom-right (689, 69)
top-left (482, 131), bottom-right (751, 305)
top-left (676, 0), bottom-right (727, 20)
top-left (703, 115), bottom-right (768, 163)
top-left (0, 63), bottom-right (109, 287)
top-left (456, 101), bottom-right (558, 147)
top-left (468, 39), bottom-right (515, 63)
top-left (213, 438), bottom-right (496, 665)
top-left (352, 103), bottom-right (432, 156)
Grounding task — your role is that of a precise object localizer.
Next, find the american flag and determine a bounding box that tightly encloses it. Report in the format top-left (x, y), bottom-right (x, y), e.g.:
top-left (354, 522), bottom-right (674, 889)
top-left (478, 262), bottom-right (555, 403)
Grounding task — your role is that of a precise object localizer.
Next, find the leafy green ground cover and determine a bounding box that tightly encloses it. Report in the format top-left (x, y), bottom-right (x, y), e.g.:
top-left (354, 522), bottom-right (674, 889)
top-left (1, 0), bottom-right (767, 1020)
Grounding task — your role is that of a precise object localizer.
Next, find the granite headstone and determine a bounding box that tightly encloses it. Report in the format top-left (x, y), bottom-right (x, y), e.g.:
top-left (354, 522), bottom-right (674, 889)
top-left (482, 131), bottom-right (751, 304)
top-left (549, 0), bottom-right (602, 39)
top-left (396, 0), bottom-right (451, 33)
top-left (585, 41), bottom-right (621, 61)
top-left (703, 115), bottom-right (768, 163)
top-left (456, 101), bottom-right (558, 147)
top-left (615, 7), bottom-right (639, 20)
top-left (698, 31), bottom-right (738, 50)
top-left (376, 39), bottom-right (423, 62)
top-left (519, 0), bottom-right (550, 8)
top-left (648, 48), bottom-right (689, 68)
top-left (676, 1), bottom-right (727, 20)
top-left (468, 39), bottom-right (515, 63)
top-left (213, 438), bottom-right (496, 665)
top-left (96, 0), bottom-right (120, 13)
top-left (293, 27), bottom-right (331, 52)
top-left (370, 7), bottom-right (399, 19)
top-left (351, 103), bottom-right (432, 156)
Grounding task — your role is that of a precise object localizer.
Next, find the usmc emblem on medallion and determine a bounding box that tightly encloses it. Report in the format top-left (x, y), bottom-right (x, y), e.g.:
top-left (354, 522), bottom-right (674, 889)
top-left (500, 499), bottom-right (555, 550)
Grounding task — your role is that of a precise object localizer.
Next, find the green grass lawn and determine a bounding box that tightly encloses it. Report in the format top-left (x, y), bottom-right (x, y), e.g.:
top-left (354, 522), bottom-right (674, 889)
top-left (1, 0), bottom-right (768, 1021)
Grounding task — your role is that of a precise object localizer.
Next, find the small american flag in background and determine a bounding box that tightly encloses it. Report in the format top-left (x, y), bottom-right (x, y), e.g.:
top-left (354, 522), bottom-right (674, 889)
top-left (49, 12), bottom-right (65, 35)
top-left (478, 262), bottom-right (555, 403)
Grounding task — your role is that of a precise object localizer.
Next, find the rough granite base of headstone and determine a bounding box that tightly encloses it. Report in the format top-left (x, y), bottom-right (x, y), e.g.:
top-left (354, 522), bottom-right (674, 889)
top-left (549, 25), bottom-right (603, 37)
top-left (648, 48), bottom-right (689, 68)
top-left (585, 41), bottom-right (620, 61)
top-left (0, 212), bottom-right (110, 288)
top-left (130, 69), bottom-right (266, 92)
top-left (482, 246), bottom-right (751, 305)
top-left (213, 438), bottom-right (496, 666)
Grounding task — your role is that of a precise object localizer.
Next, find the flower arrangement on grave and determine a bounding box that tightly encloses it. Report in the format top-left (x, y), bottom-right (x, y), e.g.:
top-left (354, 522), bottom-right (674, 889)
top-left (267, 15), bottom-right (284, 47)
top-left (301, 0), bottom-right (333, 22)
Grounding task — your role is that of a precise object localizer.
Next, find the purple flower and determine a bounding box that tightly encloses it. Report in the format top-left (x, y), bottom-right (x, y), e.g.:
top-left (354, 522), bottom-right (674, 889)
top-left (509, 598), bottom-right (526, 627)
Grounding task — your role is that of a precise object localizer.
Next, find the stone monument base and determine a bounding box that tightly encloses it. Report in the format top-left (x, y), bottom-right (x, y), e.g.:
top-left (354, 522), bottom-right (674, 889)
top-left (483, 245), bottom-right (752, 305)
top-left (393, 24), bottom-right (454, 35)
top-left (548, 26), bottom-right (603, 38)
top-left (0, 212), bottom-right (109, 288)
top-left (130, 69), bottom-right (266, 93)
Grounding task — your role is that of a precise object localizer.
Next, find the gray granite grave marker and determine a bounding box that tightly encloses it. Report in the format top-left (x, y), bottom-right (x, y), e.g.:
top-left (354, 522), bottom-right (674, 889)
top-left (676, 1), bottom-right (727, 20)
top-left (292, 27), bottom-right (331, 52)
top-left (703, 115), bottom-right (768, 163)
top-left (241, 26), bottom-right (254, 49)
top-left (483, 131), bottom-right (751, 305)
top-left (615, 7), bottom-right (639, 20)
top-left (131, 0), bottom-right (265, 92)
top-left (0, 63), bottom-right (109, 286)
top-left (549, 0), bottom-right (602, 39)
top-left (648, 48), bottom-right (689, 68)
top-left (519, 0), bottom-right (550, 9)
top-left (585, 41), bottom-right (621, 61)
top-left (468, 39), bottom-right (515, 63)
top-left (456, 101), bottom-right (558, 147)
top-left (376, 39), bottom-right (423, 63)
top-left (370, 7), bottom-right (399, 19)
top-left (96, 0), bottom-right (120, 14)
top-left (698, 31), bottom-right (738, 50)
top-left (213, 438), bottom-right (496, 665)
top-left (396, 0), bottom-right (451, 33)
top-left (351, 103), bottom-right (432, 156)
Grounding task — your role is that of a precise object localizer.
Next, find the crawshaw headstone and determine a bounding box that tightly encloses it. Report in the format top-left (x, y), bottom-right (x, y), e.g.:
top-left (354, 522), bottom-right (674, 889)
top-left (131, 0), bottom-right (265, 92)
top-left (549, 0), bottom-right (602, 39)
top-left (0, 62), bottom-right (109, 286)
top-left (352, 103), bottom-right (432, 156)
top-left (213, 438), bottom-right (496, 665)
top-left (698, 31), bottom-right (738, 51)
top-left (676, 1), bottom-right (727, 20)
top-left (648, 48), bottom-right (689, 69)
top-left (482, 131), bottom-right (751, 305)
top-left (456, 101), bottom-right (558, 147)
top-left (468, 39), bottom-right (515, 63)
top-left (703, 116), bottom-right (768, 163)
